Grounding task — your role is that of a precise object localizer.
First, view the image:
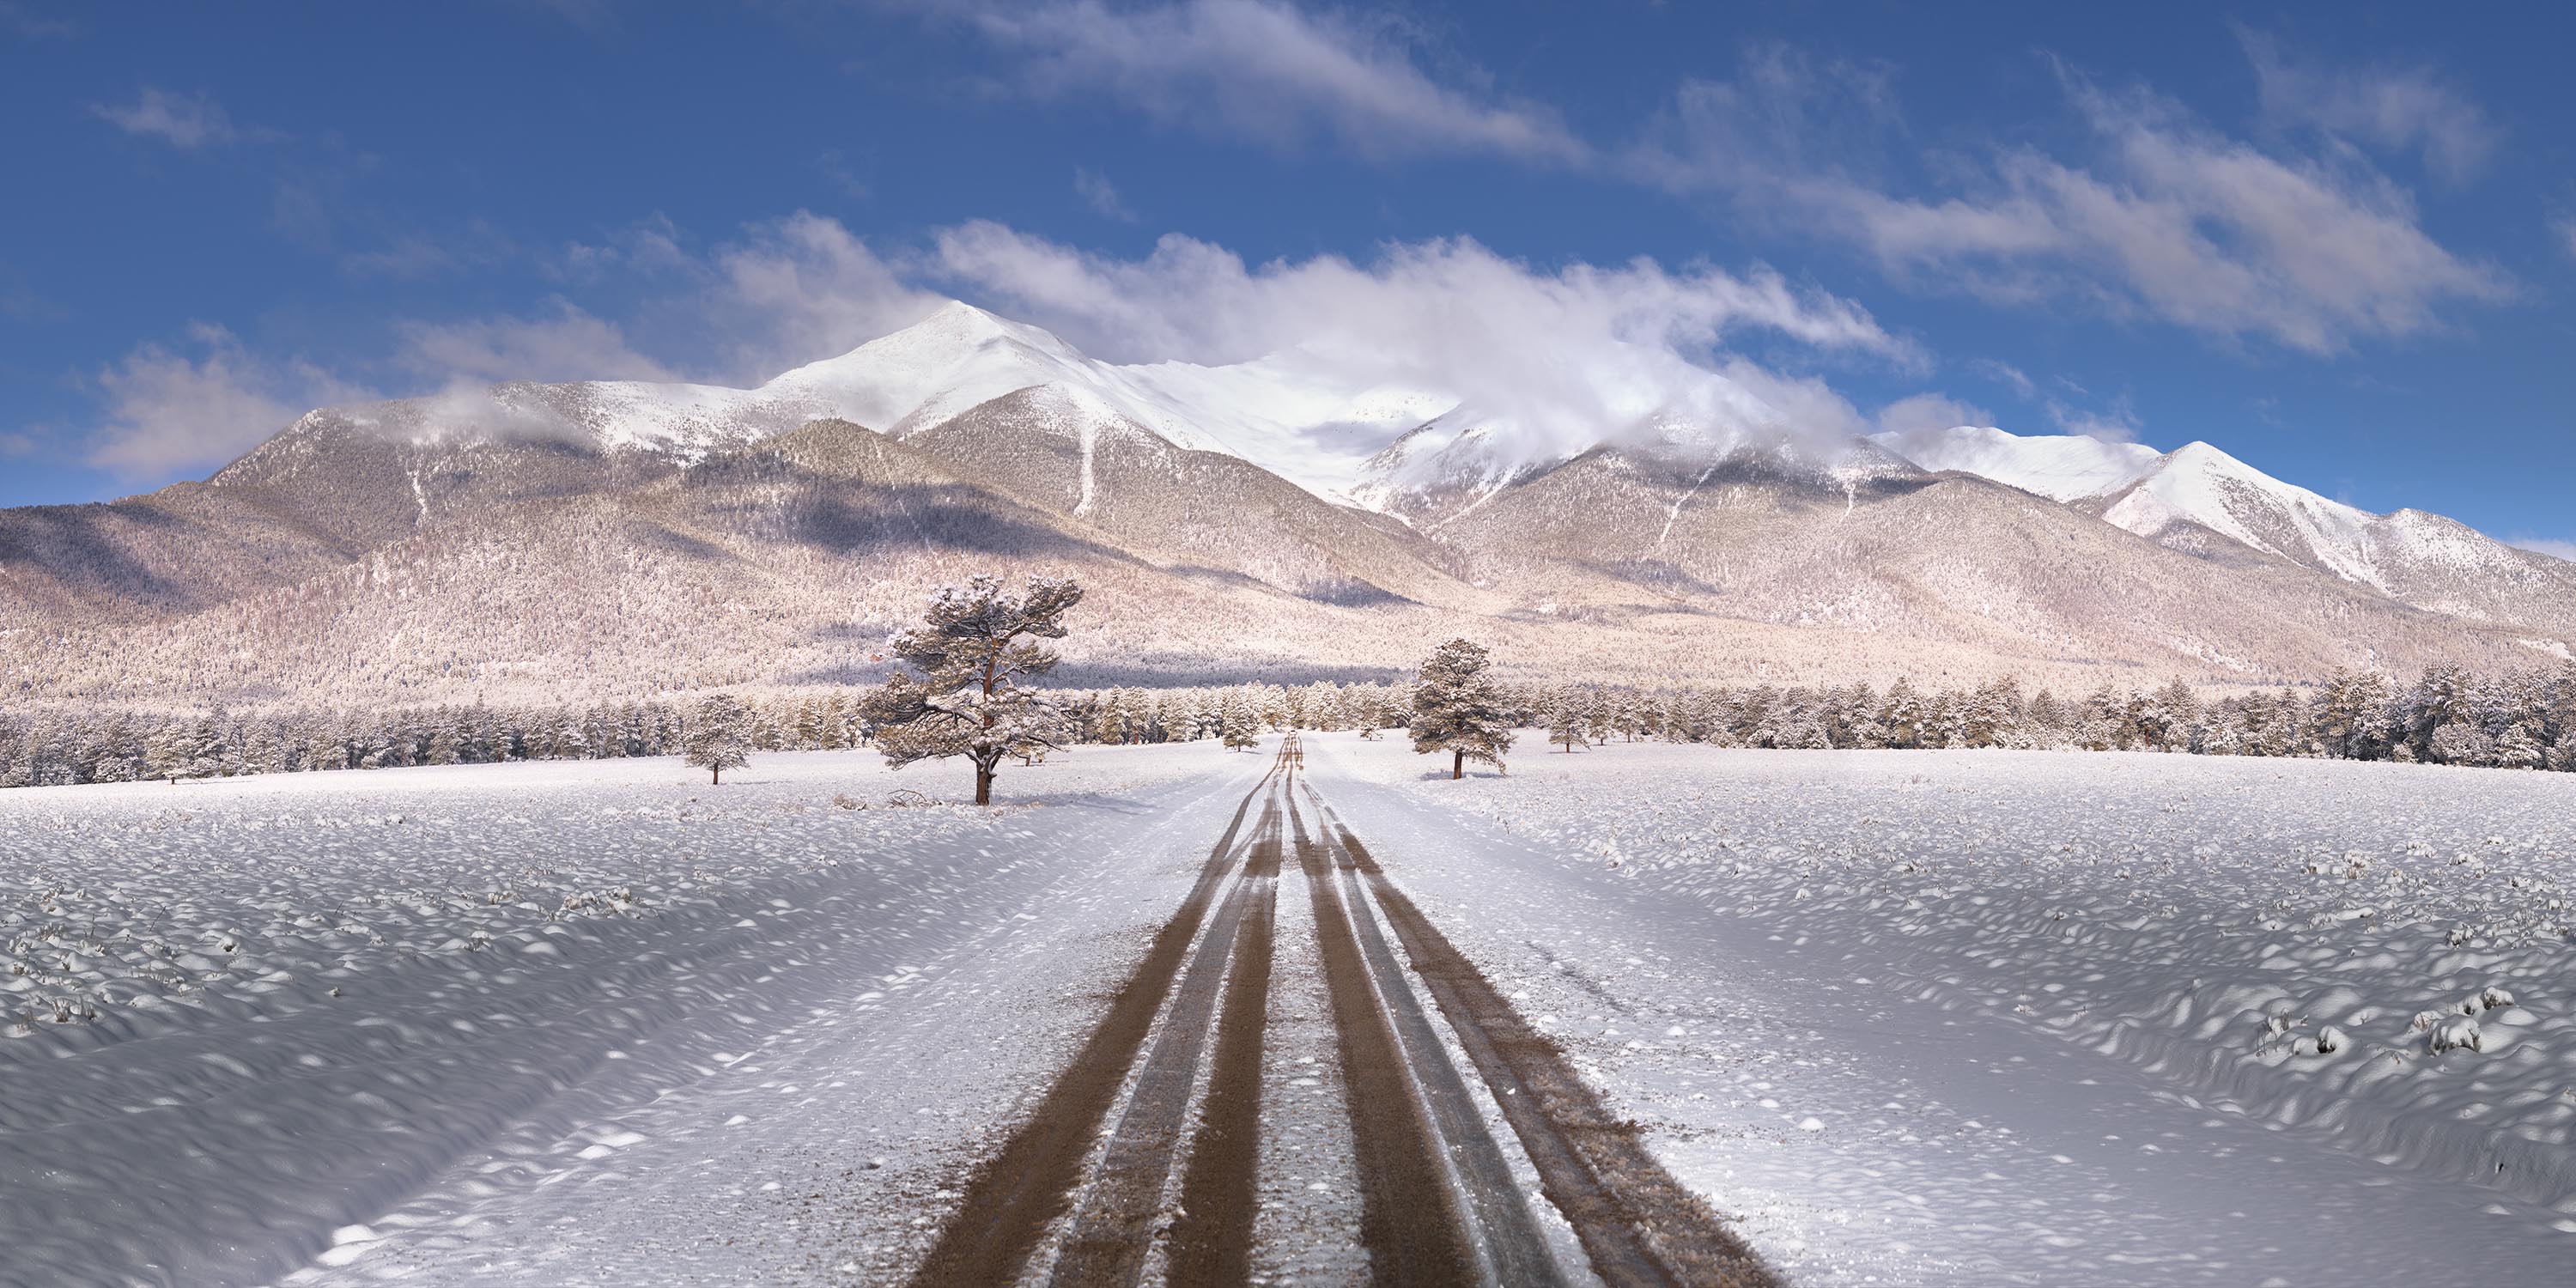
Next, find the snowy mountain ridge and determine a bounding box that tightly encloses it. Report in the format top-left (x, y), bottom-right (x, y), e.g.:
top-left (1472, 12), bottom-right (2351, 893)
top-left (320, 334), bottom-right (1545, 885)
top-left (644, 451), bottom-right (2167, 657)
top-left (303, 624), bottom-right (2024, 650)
top-left (13, 303), bottom-right (2576, 708)
top-left (1868, 424), bottom-right (2163, 502)
top-left (286, 301), bottom-right (1890, 517)
top-left (274, 301), bottom-right (1459, 506)
top-left (244, 302), bottom-right (2563, 610)
top-left (1875, 425), bottom-right (2571, 608)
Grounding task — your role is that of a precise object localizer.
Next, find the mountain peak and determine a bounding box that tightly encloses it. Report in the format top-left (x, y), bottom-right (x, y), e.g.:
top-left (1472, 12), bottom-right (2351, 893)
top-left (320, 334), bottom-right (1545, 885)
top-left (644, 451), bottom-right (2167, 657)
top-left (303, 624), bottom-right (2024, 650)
top-left (1871, 424), bottom-right (2161, 502)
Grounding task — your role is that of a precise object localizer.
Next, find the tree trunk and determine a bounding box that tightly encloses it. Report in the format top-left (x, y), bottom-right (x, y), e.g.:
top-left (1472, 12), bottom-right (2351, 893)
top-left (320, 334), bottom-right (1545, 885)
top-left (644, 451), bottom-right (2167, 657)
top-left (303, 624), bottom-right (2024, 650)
top-left (710, 766), bottom-right (720, 785)
top-left (975, 767), bottom-right (993, 806)
top-left (1452, 749), bottom-right (1463, 780)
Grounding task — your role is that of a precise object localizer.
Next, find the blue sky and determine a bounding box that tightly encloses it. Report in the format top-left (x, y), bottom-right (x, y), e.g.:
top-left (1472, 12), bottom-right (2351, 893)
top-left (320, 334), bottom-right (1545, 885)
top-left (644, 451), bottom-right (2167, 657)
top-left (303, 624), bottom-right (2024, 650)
top-left (3, 1), bottom-right (2571, 554)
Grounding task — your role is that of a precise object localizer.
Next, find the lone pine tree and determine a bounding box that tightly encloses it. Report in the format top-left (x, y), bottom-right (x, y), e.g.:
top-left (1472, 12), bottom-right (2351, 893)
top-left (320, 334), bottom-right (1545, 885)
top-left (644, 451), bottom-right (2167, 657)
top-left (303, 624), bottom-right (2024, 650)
top-left (1549, 702), bottom-right (1589, 754)
top-left (1219, 691), bottom-right (1261, 751)
top-left (684, 692), bottom-right (752, 785)
top-left (862, 574), bottom-right (1084, 805)
top-left (1409, 637), bottom-right (1514, 780)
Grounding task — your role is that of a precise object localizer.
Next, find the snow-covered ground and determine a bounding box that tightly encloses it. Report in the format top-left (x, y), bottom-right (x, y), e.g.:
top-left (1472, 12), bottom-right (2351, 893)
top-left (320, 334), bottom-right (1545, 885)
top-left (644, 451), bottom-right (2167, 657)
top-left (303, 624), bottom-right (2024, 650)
top-left (7, 738), bottom-right (2573, 1285)
top-left (0, 749), bottom-right (1269, 1287)
top-left (1308, 734), bottom-right (2576, 1285)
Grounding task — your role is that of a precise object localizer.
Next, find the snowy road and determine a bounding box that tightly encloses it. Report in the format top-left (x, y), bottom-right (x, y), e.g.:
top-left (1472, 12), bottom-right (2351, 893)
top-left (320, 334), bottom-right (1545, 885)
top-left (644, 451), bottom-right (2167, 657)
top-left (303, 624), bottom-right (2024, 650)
top-left (914, 736), bottom-right (1771, 1287)
top-left (3, 738), bottom-right (2573, 1285)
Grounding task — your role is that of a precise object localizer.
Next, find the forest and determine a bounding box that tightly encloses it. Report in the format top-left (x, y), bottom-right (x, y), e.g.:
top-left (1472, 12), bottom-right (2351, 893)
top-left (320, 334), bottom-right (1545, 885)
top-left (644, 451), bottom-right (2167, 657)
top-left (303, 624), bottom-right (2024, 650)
top-left (4, 662), bottom-right (2572, 789)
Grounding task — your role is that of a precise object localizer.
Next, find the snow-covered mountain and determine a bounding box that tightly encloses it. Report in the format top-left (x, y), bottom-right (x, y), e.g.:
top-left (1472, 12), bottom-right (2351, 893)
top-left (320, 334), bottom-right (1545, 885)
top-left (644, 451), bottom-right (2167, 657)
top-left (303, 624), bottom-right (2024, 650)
top-left (1868, 425), bottom-right (2162, 502)
top-left (9, 305), bottom-right (2575, 708)
top-left (290, 301), bottom-right (1454, 506)
top-left (1878, 426), bottom-right (2576, 634)
top-left (301, 301), bottom-right (1862, 519)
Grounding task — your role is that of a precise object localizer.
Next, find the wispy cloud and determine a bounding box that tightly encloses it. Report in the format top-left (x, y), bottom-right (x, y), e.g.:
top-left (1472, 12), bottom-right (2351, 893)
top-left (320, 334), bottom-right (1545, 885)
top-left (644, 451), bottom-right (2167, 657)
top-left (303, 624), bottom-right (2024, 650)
top-left (89, 87), bottom-right (258, 149)
top-left (815, 148), bottom-right (872, 201)
top-left (2507, 535), bottom-right (2576, 563)
top-left (926, 221), bottom-right (1917, 459)
top-left (82, 324), bottom-right (374, 477)
top-left (395, 301), bottom-right (677, 386)
top-left (2045, 392), bottom-right (2142, 443)
top-left (1967, 358), bottom-right (2038, 400)
top-left (1873, 392), bottom-right (1993, 439)
top-left (2239, 27), bottom-right (2499, 185)
top-left (61, 207), bottom-right (1927, 483)
top-left (1073, 166), bottom-right (1138, 222)
top-left (1630, 46), bottom-right (2509, 355)
top-left (337, 220), bottom-right (517, 280)
top-left (0, 2), bottom-right (78, 40)
top-left (928, 221), bottom-right (1907, 365)
top-left (903, 14), bottom-right (2507, 356)
top-left (943, 0), bottom-right (1588, 163)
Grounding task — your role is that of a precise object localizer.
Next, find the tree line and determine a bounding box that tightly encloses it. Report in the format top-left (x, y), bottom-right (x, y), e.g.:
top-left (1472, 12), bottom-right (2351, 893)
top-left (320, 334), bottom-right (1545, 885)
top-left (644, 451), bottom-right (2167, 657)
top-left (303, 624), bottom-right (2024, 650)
top-left (8, 659), bottom-right (2572, 792)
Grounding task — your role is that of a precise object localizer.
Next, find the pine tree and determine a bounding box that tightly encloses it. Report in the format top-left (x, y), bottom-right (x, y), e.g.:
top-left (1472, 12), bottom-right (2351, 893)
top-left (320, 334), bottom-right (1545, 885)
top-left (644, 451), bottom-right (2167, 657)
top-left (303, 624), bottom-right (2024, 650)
top-left (143, 719), bottom-right (191, 783)
top-left (860, 574), bottom-right (1084, 806)
top-left (1219, 691), bottom-right (1261, 751)
top-left (684, 692), bottom-right (753, 785)
top-left (1548, 701), bottom-right (1589, 754)
top-left (1409, 638), bottom-right (1514, 780)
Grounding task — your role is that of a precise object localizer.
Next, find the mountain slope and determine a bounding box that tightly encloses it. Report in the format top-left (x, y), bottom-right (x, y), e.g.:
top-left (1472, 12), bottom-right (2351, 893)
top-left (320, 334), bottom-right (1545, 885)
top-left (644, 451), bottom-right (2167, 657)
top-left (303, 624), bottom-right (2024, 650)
top-left (2087, 442), bottom-right (2576, 635)
top-left (9, 306), bottom-right (2575, 708)
top-left (1881, 427), bottom-right (2576, 638)
top-left (902, 384), bottom-right (1492, 611)
top-left (1413, 444), bottom-right (2553, 682)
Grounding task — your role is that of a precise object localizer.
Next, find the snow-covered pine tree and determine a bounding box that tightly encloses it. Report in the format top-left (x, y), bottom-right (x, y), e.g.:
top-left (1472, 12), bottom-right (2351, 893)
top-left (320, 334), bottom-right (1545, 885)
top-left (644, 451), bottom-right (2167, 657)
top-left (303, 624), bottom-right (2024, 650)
top-left (1219, 691), bottom-right (1261, 751)
top-left (684, 692), bottom-right (753, 785)
top-left (1548, 701), bottom-right (1589, 754)
top-left (860, 574), bottom-right (1084, 805)
top-left (1409, 638), bottom-right (1514, 780)
top-left (1581, 689), bottom-right (1616, 745)
top-left (142, 719), bottom-right (190, 783)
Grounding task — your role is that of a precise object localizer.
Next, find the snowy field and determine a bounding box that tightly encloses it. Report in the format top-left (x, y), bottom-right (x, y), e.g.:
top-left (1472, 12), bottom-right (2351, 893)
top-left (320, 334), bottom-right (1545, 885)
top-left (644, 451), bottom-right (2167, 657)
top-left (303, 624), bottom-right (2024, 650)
top-left (0, 749), bottom-right (1272, 1286)
top-left (4, 737), bottom-right (2573, 1285)
top-left (1309, 734), bottom-right (2576, 1285)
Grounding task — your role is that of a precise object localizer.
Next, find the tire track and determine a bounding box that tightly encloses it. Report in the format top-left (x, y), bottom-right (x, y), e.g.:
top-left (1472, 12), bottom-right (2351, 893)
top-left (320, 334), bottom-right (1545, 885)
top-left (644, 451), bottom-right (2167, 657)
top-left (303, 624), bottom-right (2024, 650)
top-left (912, 740), bottom-right (1781, 1288)
top-left (1292, 781), bottom-right (1485, 1287)
top-left (1295, 786), bottom-right (1565, 1288)
top-left (1161, 807), bottom-right (1281, 1287)
top-left (1320, 806), bottom-right (1782, 1288)
top-left (1047, 800), bottom-right (1279, 1287)
top-left (906, 752), bottom-right (1285, 1288)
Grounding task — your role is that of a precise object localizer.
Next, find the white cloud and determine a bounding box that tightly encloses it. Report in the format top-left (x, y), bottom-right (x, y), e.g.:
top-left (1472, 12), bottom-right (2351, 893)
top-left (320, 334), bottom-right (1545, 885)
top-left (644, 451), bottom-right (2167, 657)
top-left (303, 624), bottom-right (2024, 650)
top-left (552, 212), bottom-right (950, 381)
top-left (1073, 167), bottom-right (1138, 222)
top-left (884, 20), bottom-right (2506, 354)
top-left (89, 88), bottom-right (247, 149)
top-left (1633, 52), bottom-right (2508, 355)
top-left (2239, 29), bottom-right (2497, 185)
top-left (930, 222), bottom-right (1904, 364)
top-left (68, 212), bottom-right (1909, 480)
top-left (951, 0), bottom-right (1587, 163)
top-left (83, 324), bottom-right (374, 477)
top-left (2508, 535), bottom-right (2576, 564)
top-left (927, 222), bottom-right (1907, 459)
top-left (2044, 393), bottom-right (2141, 443)
top-left (396, 301), bottom-right (677, 386)
top-left (1967, 358), bottom-right (2037, 400)
top-left (697, 212), bottom-right (949, 382)
top-left (1873, 392), bottom-right (1992, 439)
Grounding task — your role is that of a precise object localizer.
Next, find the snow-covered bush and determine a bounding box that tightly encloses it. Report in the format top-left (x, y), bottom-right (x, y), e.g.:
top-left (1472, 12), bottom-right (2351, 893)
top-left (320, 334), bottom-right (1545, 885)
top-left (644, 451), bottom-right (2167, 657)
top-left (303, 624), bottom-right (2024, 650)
top-left (2426, 1015), bottom-right (2483, 1055)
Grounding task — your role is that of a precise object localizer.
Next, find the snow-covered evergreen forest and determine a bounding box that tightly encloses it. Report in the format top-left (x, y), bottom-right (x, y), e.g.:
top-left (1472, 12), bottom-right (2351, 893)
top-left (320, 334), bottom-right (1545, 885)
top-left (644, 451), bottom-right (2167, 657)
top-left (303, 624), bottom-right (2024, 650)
top-left (6, 662), bottom-right (2571, 789)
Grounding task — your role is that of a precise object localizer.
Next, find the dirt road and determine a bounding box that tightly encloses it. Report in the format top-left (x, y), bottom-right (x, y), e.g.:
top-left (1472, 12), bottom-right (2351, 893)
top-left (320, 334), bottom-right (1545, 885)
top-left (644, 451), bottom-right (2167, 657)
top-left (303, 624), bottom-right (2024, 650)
top-left (908, 737), bottom-right (1777, 1288)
